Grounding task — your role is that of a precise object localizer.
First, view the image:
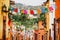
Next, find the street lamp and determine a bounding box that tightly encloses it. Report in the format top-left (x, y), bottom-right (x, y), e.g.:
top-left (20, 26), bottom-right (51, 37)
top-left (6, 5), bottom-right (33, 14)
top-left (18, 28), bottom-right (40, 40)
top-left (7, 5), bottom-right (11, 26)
top-left (2, 4), bottom-right (8, 13)
top-left (2, 4), bottom-right (13, 24)
top-left (2, 4), bottom-right (12, 14)
top-left (2, 4), bottom-right (12, 19)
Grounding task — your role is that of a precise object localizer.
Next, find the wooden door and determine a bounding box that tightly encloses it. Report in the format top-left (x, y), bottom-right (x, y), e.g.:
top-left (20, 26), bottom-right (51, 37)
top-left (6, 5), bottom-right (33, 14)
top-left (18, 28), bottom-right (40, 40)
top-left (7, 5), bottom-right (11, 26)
top-left (2, 16), bottom-right (6, 40)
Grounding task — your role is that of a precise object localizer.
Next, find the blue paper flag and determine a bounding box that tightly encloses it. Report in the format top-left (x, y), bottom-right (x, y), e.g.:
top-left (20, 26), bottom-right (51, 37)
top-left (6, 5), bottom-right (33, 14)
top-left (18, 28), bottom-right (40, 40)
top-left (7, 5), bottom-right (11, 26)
top-left (41, 7), bottom-right (45, 13)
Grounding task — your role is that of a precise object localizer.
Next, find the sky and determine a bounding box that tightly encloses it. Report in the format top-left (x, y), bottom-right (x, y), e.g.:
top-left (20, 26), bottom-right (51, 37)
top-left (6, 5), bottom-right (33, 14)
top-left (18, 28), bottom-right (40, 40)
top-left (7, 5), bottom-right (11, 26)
top-left (12, 0), bottom-right (47, 6)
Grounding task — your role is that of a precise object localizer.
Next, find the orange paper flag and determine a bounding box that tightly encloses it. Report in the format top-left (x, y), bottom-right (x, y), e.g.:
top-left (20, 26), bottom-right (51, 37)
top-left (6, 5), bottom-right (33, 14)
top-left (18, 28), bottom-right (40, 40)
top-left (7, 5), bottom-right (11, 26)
top-left (37, 9), bottom-right (41, 14)
top-left (21, 9), bottom-right (24, 13)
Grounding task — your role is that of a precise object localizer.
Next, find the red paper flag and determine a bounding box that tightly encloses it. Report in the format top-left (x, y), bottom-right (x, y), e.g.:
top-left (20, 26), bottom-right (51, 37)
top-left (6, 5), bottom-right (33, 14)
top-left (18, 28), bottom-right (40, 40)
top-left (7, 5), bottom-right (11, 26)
top-left (14, 8), bottom-right (18, 13)
top-left (49, 7), bottom-right (54, 11)
top-left (30, 10), bottom-right (34, 15)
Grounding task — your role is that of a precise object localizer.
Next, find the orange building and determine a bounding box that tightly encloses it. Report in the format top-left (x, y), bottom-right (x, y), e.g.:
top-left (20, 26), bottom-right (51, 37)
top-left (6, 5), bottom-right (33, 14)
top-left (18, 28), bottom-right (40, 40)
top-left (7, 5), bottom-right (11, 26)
top-left (55, 0), bottom-right (60, 40)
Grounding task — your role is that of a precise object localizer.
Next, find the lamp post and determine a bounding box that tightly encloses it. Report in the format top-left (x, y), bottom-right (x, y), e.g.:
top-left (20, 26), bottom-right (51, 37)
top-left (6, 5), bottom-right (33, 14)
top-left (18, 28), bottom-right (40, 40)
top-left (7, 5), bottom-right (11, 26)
top-left (2, 4), bottom-right (8, 13)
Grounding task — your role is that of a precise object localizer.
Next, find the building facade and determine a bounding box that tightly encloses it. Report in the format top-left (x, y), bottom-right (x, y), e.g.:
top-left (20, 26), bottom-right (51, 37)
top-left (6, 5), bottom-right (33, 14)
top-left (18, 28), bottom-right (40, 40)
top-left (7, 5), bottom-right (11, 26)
top-left (55, 0), bottom-right (60, 40)
top-left (0, 0), bottom-right (10, 40)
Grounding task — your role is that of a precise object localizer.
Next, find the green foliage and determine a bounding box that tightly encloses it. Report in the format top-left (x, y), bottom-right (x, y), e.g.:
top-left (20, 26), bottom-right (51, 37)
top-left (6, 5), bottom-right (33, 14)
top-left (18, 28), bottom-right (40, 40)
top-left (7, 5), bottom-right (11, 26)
top-left (12, 13), bottom-right (46, 28)
top-left (39, 13), bottom-right (46, 27)
top-left (12, 14), bottom-right (35, 28)
top-left (39, 13), bottom-right (46, 21)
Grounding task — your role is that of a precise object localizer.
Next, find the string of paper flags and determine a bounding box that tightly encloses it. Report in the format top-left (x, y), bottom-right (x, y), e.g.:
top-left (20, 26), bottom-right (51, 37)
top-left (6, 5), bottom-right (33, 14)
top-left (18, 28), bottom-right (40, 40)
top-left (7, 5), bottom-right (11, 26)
top-left (9, 6), bottom-right (54, 15)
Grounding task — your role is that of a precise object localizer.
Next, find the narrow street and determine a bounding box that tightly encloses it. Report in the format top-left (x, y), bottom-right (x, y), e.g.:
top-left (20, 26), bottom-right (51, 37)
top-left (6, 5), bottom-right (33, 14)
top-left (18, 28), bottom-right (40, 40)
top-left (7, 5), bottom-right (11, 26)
top-left (0, 0), bottom-right (60, 40)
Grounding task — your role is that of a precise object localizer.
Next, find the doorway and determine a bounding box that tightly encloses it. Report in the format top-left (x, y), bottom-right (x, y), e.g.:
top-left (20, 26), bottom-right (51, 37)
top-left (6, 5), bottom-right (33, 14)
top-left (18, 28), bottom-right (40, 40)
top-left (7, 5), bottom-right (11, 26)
top-left (2, 16), bottom-right (6, 40)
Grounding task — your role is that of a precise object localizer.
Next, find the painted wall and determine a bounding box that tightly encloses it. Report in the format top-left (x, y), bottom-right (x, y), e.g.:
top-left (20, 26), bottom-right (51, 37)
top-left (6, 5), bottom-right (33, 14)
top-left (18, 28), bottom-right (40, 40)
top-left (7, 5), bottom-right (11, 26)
top-left (55, 0), bottom-right (60, 19)
top-left (49, 0), bottom-right (55, 40)
top-left (0, 0), bottom-right (9, 39)
top-left (55, 0), bottom-right (60, 39)
top-left (0, 0), bottom-right (3, 39)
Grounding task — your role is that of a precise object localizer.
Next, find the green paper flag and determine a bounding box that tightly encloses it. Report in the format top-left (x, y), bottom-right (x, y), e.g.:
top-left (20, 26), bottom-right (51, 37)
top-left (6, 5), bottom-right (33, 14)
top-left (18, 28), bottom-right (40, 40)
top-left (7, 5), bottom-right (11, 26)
top-left (45, 8), bottom-right (48, 13)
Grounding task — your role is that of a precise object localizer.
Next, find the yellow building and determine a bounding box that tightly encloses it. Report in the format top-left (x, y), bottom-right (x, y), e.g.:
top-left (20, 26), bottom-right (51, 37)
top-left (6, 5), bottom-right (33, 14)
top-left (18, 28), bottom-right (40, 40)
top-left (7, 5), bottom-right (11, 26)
top-left (0, 0), bottom-right (10, 40)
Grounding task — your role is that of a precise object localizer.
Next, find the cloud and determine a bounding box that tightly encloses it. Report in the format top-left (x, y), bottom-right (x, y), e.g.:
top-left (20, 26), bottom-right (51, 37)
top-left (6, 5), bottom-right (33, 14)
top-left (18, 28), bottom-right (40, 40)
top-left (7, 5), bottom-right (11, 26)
top-left (12, 0), bottom-right (47, 6)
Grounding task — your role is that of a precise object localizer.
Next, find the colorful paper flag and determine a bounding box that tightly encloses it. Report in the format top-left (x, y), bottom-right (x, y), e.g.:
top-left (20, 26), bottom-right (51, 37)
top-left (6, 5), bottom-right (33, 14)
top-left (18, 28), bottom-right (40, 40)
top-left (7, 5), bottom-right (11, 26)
top-left (24, 10), bottom-right (27, 14)
top-left (49, 6), bottom-right (54, 12)
top-left (9, 6), bottom-right (14, 11)
top-left (34, 10), bottom-right (37, 14)
top-left (37, 9), bottom-right (41, 14)
top-left (20, 9), bottom-right (24, 13)
top-left (14, 8), bottom-right (18, 13)
top-left (18, 8), bottom-right (20, 13)
top-left (41, 7), bottom-right (45, 13)
top-left (27, 10), bottom-right (30, 14)
top-left (11, 8), bottom-right (14, 11)
top-left (45, 8), bottom-right (48, 13)
top-left (30, 10), bottom-right (34, 15)
top-left (18, 8), bottom-right (20, 14)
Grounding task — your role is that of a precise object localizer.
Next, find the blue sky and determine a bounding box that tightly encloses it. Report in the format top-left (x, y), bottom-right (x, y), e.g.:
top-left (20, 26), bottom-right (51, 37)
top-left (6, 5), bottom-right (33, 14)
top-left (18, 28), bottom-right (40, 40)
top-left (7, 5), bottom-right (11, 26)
top-left (12, 0), bottom-right (47, 6)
